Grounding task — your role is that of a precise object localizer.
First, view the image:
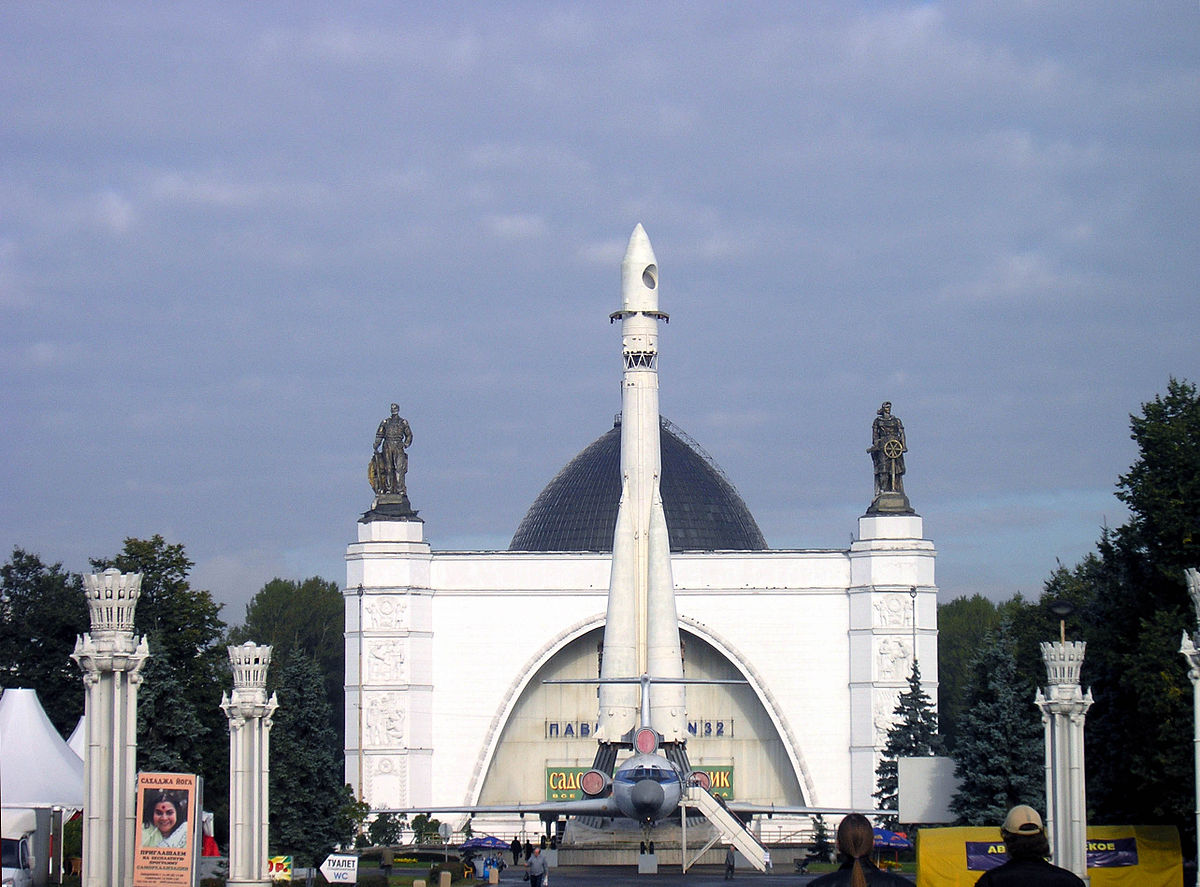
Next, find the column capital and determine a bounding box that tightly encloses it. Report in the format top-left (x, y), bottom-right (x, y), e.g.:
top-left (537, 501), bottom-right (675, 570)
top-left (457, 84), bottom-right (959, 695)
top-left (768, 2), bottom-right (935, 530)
top-left (1041, 640), bottom-right (1087, 686)
top-left (82, 568), bottom-right (142, 636)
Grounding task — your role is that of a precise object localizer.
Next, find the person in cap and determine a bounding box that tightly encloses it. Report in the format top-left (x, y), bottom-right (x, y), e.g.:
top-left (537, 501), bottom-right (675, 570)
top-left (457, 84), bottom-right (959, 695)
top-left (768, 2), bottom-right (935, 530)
top-left (975, 805), bottom-right (1085, 886)
top-left (809, 813), bottom-right (910, 886)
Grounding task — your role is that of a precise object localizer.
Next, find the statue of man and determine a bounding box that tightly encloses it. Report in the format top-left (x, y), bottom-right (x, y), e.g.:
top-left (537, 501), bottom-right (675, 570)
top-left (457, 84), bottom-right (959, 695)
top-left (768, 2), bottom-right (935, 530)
top-left (371, 403), bottom-right (413, 497)
top-left (867, 401), bottom-right (906, 497)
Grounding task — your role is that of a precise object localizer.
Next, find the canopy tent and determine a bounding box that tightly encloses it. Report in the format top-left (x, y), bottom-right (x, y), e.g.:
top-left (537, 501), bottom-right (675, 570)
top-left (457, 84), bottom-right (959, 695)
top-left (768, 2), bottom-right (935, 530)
top-left (0, 688), bottom-right (84, 812)
top-left (460, 836), bottom-right (510, 850)
top-left (67, 715), bottom-right (85, 760)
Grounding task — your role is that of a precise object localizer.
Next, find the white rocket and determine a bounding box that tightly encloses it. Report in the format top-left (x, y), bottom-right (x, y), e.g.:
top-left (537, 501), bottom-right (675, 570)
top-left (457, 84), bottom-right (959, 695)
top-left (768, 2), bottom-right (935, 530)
top-left (596, 224), bottom-right (688, 746)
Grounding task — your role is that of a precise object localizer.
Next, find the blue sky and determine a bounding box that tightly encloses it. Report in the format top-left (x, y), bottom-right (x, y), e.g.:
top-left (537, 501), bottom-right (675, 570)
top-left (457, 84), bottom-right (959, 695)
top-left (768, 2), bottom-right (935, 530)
top-left (2, 2), bottom-right (1196, 619)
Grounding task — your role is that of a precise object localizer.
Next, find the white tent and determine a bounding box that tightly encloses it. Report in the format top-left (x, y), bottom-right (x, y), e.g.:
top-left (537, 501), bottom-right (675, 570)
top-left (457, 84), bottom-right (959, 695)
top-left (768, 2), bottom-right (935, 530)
top-left (0, 688), bottom-right (84, 810)
top-left (67, 715), bottom-right (85, 760)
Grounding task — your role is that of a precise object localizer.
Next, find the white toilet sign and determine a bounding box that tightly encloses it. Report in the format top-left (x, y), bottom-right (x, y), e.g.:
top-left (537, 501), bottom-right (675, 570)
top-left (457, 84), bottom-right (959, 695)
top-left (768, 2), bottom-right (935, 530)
top-left (319, 854), bottom-right (359, 883)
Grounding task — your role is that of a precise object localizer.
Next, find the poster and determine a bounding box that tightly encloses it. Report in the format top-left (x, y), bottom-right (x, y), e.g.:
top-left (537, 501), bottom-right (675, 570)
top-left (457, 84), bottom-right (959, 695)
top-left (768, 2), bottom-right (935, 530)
top-left (133, 772), bottom-right (199, 887)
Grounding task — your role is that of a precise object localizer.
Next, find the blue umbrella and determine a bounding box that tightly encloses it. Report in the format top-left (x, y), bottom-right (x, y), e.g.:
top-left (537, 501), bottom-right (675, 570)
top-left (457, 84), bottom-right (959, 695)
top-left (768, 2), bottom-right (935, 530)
top-left (873, 828), bottom-right (913, 850)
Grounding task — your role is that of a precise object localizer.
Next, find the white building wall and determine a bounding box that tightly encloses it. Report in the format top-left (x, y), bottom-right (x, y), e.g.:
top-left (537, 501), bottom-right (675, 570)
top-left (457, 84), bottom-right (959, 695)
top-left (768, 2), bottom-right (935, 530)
top-left (344, 511), bottom-right (938, 817)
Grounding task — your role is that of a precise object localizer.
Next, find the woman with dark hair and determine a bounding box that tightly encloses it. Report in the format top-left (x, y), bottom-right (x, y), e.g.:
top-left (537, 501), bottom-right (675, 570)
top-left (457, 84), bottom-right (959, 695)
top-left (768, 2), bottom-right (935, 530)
top-left (141, 791), bottom-right (188, 848)
top-left (809, 813), bottom-right (910, 887)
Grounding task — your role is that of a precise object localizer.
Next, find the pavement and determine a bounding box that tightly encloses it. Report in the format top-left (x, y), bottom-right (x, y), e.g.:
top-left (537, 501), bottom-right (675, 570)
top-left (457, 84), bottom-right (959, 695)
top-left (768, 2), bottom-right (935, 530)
top-left (491, 864), bottom-right (916, 886)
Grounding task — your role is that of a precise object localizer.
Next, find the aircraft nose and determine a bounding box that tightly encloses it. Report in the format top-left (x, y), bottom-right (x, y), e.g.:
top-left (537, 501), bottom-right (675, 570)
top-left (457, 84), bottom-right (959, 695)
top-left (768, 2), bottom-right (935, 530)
top-left (630, 779), bottom-right (665, 817)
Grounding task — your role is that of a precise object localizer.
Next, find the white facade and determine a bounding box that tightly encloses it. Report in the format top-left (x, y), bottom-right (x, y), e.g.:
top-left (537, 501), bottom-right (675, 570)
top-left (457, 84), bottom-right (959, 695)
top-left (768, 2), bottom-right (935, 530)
top-left (343, 509), bottom-right (938, 826)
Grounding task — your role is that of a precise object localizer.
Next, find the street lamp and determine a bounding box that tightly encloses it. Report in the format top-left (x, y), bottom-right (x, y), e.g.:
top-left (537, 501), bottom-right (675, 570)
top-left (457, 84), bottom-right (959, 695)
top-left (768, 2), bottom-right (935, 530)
top-left (1048, 599), bottom-right (1076, 645)
top-left (1036, 598), bottom-right (1091, 880)
top-left (1179, 568), bottom-right (1200, 887)
top-left (909, 586), bottom-right (918, 667)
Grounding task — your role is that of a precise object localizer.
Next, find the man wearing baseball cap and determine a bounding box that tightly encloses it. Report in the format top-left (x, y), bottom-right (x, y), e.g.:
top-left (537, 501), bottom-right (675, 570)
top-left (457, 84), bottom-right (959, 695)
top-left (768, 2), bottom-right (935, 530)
top-left (974, 805), bottom-right (1086, 886)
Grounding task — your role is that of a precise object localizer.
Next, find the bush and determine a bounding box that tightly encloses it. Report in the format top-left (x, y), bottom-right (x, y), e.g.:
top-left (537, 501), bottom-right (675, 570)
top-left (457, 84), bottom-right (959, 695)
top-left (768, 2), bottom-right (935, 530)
top-left (428, 860), bottom-right (473, 882)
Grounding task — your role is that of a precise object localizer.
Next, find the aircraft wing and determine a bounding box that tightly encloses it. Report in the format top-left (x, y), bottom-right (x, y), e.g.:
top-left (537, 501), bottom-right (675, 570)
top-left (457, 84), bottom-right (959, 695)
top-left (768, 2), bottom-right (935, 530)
top-left (374, 798), bottom-right (623, 819)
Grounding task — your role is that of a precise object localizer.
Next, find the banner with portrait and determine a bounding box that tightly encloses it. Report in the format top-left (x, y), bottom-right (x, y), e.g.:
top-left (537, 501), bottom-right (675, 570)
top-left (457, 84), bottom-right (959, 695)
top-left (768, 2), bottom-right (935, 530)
top-left (133, 772), bottom-right (199, 887)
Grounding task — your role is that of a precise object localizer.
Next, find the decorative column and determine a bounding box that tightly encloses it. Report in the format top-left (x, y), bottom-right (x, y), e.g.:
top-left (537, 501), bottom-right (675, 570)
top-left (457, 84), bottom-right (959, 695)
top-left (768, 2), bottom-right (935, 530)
top-left (221, 642), bottom-right (277, 887)
top-left (1035, 640), bottom-right (1093, 882)
top-left (1179, 567), bottom-right (1200, 887)
top-left (71, 568), bottom-right (149, 887)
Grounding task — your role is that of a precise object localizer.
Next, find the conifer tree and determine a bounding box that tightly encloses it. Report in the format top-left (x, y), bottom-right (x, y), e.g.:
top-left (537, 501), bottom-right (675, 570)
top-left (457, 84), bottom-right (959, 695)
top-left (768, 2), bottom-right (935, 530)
top-left (270, 653), bottom-right (349, 865)
top-left (811, 814), bottom-right (834, 863)
top-left (874, 661), bottom-right (942, 828)
top-left (949, 618), bottom-right (1043, 825)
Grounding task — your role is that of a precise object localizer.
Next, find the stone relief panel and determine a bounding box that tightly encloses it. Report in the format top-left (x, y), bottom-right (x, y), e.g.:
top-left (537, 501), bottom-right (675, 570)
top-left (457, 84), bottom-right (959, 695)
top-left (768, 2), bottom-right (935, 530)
top-left (368, 639), bottom-right (408, 684)
top-left (873, 689), bottom-right (900, 745)
top-left (365, 692), bottom-right (406, 748)
top-left (366, 755), bottom-right (407, 809)
top-left (875, 636), bottom-right (913, 682)
top-left (365, 597), bottom-right (408, 631)
top-left (873, 593), bottom-right (914, 629)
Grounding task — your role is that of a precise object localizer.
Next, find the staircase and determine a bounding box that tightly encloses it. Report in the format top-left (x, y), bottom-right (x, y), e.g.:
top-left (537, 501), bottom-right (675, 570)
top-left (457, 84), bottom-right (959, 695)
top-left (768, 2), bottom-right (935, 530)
top-left (682, 786), bottom-right (771, 872)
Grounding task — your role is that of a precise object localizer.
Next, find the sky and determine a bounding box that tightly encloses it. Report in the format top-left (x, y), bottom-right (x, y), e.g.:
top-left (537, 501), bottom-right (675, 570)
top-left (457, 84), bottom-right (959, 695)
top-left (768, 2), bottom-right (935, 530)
top-left (2, 2), bottom-right (1197, 624)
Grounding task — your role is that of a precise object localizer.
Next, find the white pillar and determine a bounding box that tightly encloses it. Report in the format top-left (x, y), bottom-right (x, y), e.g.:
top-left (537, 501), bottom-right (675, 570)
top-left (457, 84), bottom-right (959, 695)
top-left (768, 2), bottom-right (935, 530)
top-left (1179, 567), bottom-right (1200, 887)
top-left (221, 642), bottom-right (277, 887)
top-left (71, 568), bottom-right (149, 887)
top-left (1035, 640), bottom-right (1092, 883)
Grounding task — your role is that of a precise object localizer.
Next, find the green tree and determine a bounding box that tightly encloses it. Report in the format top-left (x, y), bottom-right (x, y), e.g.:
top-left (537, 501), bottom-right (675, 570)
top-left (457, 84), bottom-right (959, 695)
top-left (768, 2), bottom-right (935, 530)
top-left (227, 577), bottom-right (344, 748)
top-left (949, 617), bottom-right (1043, 826)
top-left (936, 594), bottom-right (1000, 751)
top-left (1115, 377), bottom-right (1200, 574)
top-left (1039, 379), bottom-right (1200, 837)
top-left (270, 653), bottom-right (347, 865)
top-left (409, 813), bottom-right (443, 844)
top-left (874, 661), bottom-right (942, 828)
top-left (0, 549), bottom-right (87, 735)
top-left (368, 812), bottom-right (406, 847)
top-left (811, 814), bottom-right (834, 863)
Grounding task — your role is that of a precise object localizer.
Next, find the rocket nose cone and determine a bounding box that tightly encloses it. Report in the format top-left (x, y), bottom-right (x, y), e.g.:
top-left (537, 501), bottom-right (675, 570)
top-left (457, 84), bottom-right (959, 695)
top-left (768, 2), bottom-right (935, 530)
top-left (621, 224), bottom-right (659, 311)
top-left (624, 223), bottom-right (656, 266)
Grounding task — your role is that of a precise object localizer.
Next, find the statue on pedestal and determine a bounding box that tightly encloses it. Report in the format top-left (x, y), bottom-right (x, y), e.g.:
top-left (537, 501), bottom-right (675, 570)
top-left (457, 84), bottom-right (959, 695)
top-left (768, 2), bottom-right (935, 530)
top-left (866, 401), bottom-right (914, 515)
top-left (366, 404), bottom-right (416, 517)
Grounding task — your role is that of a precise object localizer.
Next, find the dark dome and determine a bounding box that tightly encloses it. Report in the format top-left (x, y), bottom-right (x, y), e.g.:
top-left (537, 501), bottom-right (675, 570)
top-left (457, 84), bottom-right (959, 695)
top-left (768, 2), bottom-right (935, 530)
top-left (510, 417), bottom-right (767, 552)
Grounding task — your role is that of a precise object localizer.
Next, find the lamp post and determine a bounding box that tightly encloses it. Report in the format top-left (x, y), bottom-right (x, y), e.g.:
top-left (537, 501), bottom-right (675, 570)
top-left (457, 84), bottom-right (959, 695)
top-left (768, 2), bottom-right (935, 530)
top-left (909, 586), bottom-right (918, 666)
top-left (1035, 598), bottom-right (1091, 883)
top-left (1179, 568), bottom-right (1200, 887)
top-left (72, 568), bottom-right (149, 887)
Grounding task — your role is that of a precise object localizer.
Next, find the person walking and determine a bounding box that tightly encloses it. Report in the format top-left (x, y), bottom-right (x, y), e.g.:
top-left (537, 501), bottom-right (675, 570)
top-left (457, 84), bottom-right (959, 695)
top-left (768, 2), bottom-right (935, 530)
top-left (527, 845), bottom-right (549, 887)
top-left (724, 845), bottom-right (736, 879)
top-left (974, 805), bottom-right (1086, 886)
top-left (809, 813), bottom-right (910, 886)
top-left (511, 837), bottom-right (522, 867)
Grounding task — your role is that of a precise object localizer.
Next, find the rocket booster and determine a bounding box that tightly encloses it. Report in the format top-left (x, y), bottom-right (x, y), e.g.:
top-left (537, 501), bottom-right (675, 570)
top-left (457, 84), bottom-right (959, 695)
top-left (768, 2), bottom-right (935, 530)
top-left (597, 225), bottom-right (687, 744)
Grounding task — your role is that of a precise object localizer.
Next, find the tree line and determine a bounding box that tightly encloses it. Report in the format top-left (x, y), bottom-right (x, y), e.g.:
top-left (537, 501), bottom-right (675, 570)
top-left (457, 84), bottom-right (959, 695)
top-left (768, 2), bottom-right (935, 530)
top-left (0, 537), bottom-right (353, 865)
top-left (881, 378), bottom-right (1200, 844)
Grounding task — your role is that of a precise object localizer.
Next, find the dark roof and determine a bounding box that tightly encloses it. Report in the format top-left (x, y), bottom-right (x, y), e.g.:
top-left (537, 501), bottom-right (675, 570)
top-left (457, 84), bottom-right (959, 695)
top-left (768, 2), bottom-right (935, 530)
top-left (509, 417), bottom-right (767, 552)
